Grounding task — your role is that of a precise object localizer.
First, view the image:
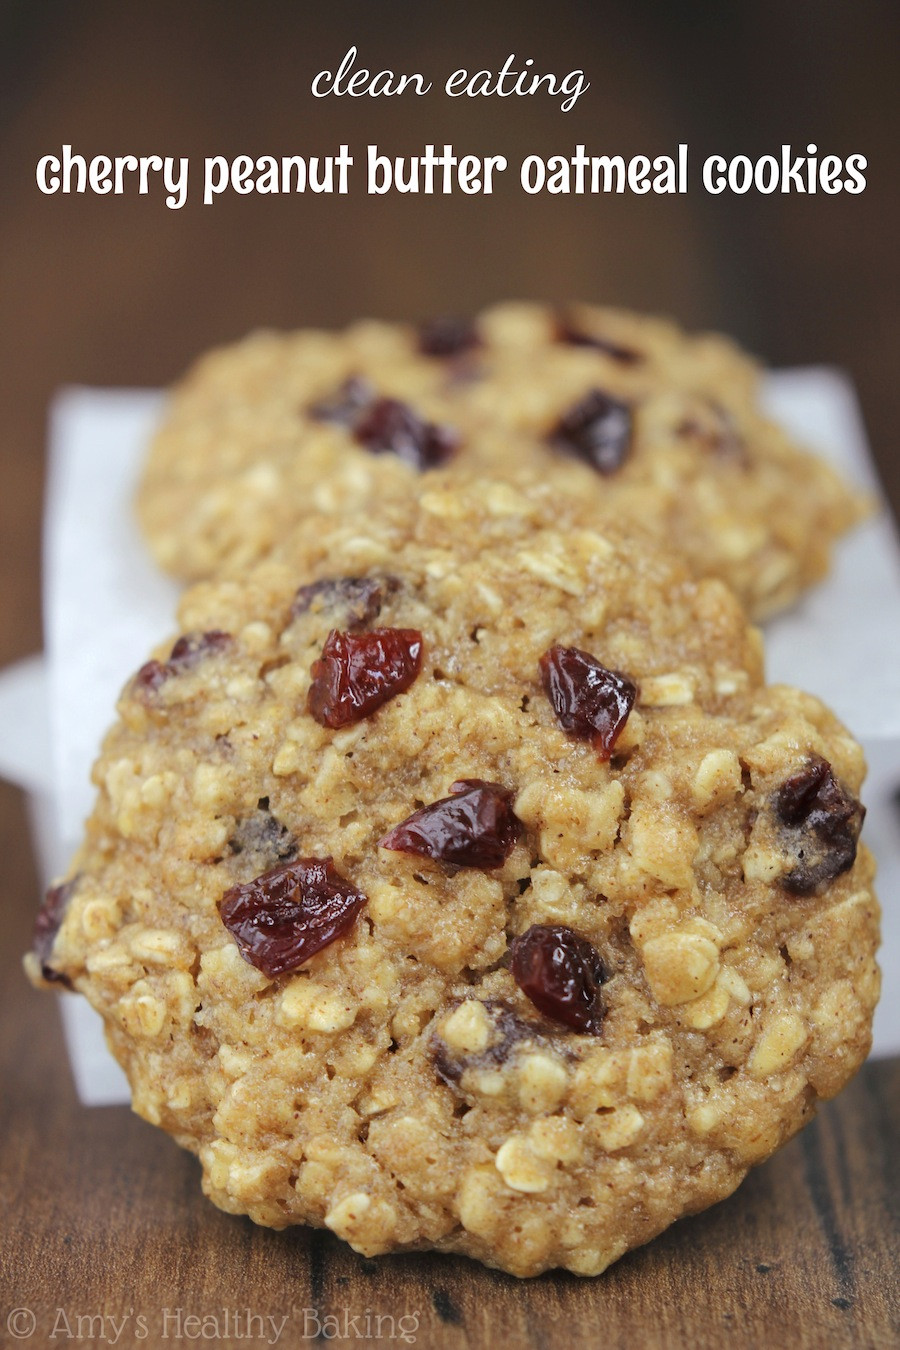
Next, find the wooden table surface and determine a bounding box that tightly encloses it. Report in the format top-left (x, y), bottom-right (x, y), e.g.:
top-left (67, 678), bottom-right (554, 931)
top-left (1, 5), bottom-right (898, 1347)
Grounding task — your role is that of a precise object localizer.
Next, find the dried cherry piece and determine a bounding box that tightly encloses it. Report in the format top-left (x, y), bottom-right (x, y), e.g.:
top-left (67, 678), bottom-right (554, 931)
top-left (380, 779), bottom-right (521, 869)
top-left (539, 645), bottom-right (636, 759)
top-left (555, 315), bottom-right (642, 365)
top-left (549, 388), bottom-right (633, 474)
top-left (133, 659), bottom-right (169, 693)
top-left (292, 575), bottom-right (399, 628)
top-left (432, 999), bottom-right (543, 1086)
top-left (168, 630), bottom-right (232, 669)
top-left (33, 877), bottom-right (78, 985)
top-left (418, 316), bottom-right (480, 358)
top-left (510, 924), bottom-right (606, 1034)
top-left (774, 755), bottom-right (864, 893)
top-left (308, 627), bottom-right (423, 728)
top-left (353, 397), bottom-right (459, 470)
top-left (229, 800), bottom-right (297, 868)
top-left (309, 375), bottom-right (374, 426)
top-left (133, 631), bottom-right (232, 695)
top-left (220, 857), bottom-right (367, 978)
top-left (432, 1042), bottom-right (466, 1086)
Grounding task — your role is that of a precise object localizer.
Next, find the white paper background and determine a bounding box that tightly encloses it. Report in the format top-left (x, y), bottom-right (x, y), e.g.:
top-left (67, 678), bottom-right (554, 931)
top-left (0, 370), bottom-right (897, 1103)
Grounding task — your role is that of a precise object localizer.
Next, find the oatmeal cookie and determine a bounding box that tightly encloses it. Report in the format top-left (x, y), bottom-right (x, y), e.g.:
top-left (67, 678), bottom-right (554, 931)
top-left (137, 302), bottom-right (865, 617)
top-left (29, 477), bottom-right (879, 1277)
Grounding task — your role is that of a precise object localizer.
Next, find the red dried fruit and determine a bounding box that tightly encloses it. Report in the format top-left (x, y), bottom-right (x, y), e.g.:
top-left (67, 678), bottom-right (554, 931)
top-left (509, 924), bottom-right (606, 1034)
top-left (418, 316), bottom-right (480, 358)
top-left (380, 779), bottom-right (521, 868)
top-left (433, 999), bottom-right (543, 1086)
top-left (169, 630), bottom-right (232, 668)
top-left (133, 659), bottom-right (169, 693)
top-left (774, 755), bottom-right (864, 893)
top-left (353, 397), bottom-right (459, 470)
top-left (220, 858), bottom-right (367, 978)
top-left (550, 388), bottom-right (632, 474)
top-left (539, 646), bottom-right (636, 759)
top-left (555, 315), bottom-right (642, 365)
top-left (309, 375), bottom-right (374, 426)
top-left (308, 628), bottom-right (423, 728)
top-left (133, 631), bottom-right (232, 695)
top-left (292, 575), bottom-right (399, 628)
top-left (33, 877), bottom-right (78, 985)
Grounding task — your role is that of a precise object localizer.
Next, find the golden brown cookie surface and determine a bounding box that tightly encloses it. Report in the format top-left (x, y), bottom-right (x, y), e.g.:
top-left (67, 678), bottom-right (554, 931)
top-left (137, 303), bottom-right (865, 618)
top-left (31, 479), bottom-right (879, 1276)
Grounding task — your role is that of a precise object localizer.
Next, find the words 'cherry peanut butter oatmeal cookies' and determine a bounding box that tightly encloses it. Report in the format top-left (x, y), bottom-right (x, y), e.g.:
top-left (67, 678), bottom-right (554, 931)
top-left (28, 478), bottom-right (879, 1277)
top-left (137, 302), bottom-right (866, 619)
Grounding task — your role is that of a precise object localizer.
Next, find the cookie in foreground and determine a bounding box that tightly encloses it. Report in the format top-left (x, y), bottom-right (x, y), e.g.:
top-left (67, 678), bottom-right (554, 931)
top-left (137, 302), bottom-right (867, 618)
top-left (29, 480), bottom-right (879, 1276)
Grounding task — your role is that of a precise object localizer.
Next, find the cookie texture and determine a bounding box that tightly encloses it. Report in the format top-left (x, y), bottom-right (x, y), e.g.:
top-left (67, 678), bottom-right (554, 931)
top-left (137, 302), bottom-right (865, 618)
top-left (29, 478), bottom-right (879, 1277)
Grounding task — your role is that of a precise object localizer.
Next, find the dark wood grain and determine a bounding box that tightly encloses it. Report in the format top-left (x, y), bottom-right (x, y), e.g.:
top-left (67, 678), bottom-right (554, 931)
top-left (1, 5), bottom-right (898, 1348)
